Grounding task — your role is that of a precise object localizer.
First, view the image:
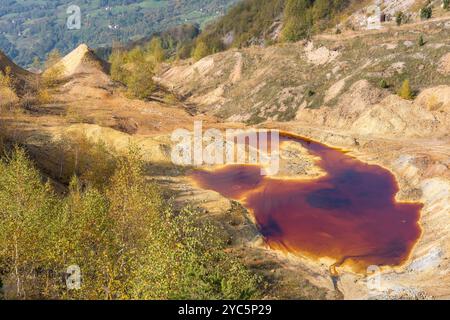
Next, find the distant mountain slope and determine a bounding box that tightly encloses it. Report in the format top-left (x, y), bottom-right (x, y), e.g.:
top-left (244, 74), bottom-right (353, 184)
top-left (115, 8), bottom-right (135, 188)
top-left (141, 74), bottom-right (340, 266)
top-left (0, 0), bottom-right (238, 67)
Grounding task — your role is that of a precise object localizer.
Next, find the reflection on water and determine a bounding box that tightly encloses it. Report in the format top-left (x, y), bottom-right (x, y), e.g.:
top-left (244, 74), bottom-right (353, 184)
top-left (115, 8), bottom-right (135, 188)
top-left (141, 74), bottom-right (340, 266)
top-left (191, 133), bottom-right (422, 272)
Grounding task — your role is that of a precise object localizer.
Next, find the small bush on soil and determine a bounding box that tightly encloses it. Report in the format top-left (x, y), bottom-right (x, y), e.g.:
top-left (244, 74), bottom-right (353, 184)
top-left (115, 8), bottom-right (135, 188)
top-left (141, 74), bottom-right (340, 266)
top-left (398, 79), bottom-right (414, 100)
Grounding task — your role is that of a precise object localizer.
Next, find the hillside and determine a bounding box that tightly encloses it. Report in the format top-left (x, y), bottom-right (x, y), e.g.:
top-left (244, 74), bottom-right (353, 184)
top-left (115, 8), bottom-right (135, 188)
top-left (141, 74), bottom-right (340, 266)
top-left (160, 14), bottom-right (450, 133)
top-left (0, 0), bottom-right (238, 67)
top-left (189, 0), bottom-right (448, 59)
top-left (0, 44), bottom-right (335, 299)
top-left (158, 16), bottom-right (450, 299)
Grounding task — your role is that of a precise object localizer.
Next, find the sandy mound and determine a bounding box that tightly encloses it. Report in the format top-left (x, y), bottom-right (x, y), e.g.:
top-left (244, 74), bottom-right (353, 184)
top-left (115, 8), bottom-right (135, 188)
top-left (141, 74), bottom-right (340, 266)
top-left (304, 42), bottom-right (339, 66)
top-left (54, 44), bottom-right (110, 77)
top-left (416, 86), bottom-right (450, 111)
top-left (61, 124), bottom-right (171, 163)
top-left (324, 78), bottom-right (347, 103)
top-left (296, 80), bottom-right (449, 138)
top-left (350, 94), bottom-right (437, 137)
top-left (161, 55), bottom-right (215, 85)
top-left (296, 80), bottom-right (387, 129)
top-left (437, 52), bottom-right (450, 75)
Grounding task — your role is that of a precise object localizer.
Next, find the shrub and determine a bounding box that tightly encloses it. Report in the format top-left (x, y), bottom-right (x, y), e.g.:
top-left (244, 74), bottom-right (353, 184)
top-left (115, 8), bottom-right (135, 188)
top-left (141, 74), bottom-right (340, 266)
top-left (0, 66), bottom-right (18, 108)
top-left (444, 0), bottom-right (450, 10)
top-left (420, 6), bottom-right (432, 20)
top-left (281, 0), bottom-right (313, 42)
top-left (192, 40), bottom-right (210, 61)
top-left (0, 66), bottom-right (13, 88)
top-left (36, 88), bottom-right (52, 104)
top-left (176, 42), bottom-right (195, 60)
top-left (395, 11), bottom-right (404, 26)
top-left (282, 0), bottom-right (350, 42)
top-left (125, 60), bottom-right (156, 100)
top-left (379, 79), bottom-right (389, 89)
top-left (398, 79), bottom-right (413, 100)
top-left (109, 50), bottom-right (128, 84)
top-left (147, 37), bottom-right (165, 63)
top-left (418, 35), bottom-right (425, 47)
top-left (54, 132), bottom-right (117, 188)
top-left (306, 88), bottom-right (315, 97)
top-left (0, 147), bottom-right (59, 298)
top-left (109, 47), bottom-right (157, 100)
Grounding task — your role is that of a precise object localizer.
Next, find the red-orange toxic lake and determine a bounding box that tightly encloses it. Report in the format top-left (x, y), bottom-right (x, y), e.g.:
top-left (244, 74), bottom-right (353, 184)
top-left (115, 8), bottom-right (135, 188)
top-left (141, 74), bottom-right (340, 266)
top-left (191, 133), bottom-right (423, 272)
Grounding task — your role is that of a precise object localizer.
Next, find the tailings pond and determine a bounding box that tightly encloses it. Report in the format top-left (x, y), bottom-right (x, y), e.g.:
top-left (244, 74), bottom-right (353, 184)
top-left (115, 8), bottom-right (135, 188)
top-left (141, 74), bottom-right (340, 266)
top-left (191, 133), bottom-right (422, 272)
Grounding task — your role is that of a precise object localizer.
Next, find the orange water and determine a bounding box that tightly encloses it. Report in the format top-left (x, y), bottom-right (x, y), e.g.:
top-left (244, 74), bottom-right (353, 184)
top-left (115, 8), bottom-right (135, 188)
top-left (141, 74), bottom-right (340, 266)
top-left (191, 133), bottom-right (422, 272)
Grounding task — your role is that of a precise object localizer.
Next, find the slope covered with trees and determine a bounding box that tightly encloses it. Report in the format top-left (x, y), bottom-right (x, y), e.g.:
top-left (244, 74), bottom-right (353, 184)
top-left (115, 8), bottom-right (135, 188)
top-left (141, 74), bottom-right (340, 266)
top-left (189, 0), bottom-right (354, 60)
top-left (0, 145), bottom-right (260, 299)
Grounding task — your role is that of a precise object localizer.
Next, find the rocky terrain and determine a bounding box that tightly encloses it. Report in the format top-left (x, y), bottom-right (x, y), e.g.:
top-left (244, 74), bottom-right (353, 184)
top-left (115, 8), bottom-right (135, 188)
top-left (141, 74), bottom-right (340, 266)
top-left (0, 8), bottom-right (449, 300)
top-left (158, 13), bottom-right (450, 299)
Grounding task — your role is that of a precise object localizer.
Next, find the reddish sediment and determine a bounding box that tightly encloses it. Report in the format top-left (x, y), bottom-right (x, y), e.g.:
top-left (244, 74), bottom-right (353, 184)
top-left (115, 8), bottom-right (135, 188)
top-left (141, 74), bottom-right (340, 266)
top-left (191, 134), bottom-right (423, 272)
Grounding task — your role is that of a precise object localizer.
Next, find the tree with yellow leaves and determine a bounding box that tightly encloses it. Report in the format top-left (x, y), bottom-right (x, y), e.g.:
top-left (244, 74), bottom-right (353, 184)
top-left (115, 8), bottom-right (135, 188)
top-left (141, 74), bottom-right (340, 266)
top-left (0, 145), bottom-right (261, 300)
top-left (398, 79), bottom-right (414, 100)
top-left (192, 40), bottom-right (210, 61)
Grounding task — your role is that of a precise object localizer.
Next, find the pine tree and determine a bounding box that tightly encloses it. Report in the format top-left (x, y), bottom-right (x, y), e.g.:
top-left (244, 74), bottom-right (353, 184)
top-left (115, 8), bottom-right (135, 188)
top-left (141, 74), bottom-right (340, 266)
top-left (420, 6), bottom-right (432, 20)
top-left (418, 35), bottom-right (425, 46)
top-left (398, 79), bottom-right (413, 100)
top-left (281, 0), bottom-right (313, 42)
top-left (379, 79), bottom-right (388, 89)
top-left (395, 11), bottom-right (404, 26)
top-left (444, 0), bottom-right (450, 10)
top-left (148, 37), bottom-right (165, 63)
top-left (192, 40), bottom-right (210, 61)
top-left (125, 60), bottom-right (156, 100)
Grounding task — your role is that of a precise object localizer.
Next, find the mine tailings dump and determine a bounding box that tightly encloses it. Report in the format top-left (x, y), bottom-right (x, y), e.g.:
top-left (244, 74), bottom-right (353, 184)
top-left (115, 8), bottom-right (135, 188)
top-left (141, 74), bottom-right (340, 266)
top-left (191, 133), bottom-right (423, 272)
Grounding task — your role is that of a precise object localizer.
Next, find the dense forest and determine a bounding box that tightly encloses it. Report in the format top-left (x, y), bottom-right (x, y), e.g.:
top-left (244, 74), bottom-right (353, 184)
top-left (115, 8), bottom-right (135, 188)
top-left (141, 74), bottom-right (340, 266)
top-left (0, 0), bottom-right (238, 67)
